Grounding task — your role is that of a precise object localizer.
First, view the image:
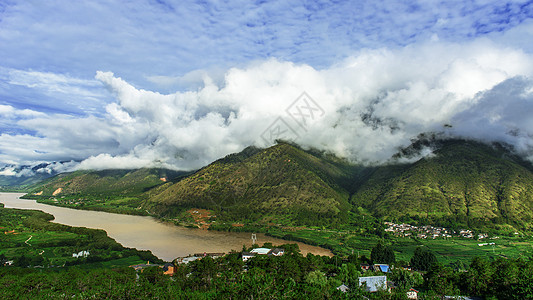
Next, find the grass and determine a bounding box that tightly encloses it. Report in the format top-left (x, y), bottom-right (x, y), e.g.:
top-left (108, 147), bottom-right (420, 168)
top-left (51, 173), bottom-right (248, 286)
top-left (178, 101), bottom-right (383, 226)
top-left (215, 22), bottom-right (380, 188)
top-left (35, 196), bottom-right (149, 216)
top-left (78, 256), bottom-right (146, 269)
top-left (0, 206), bottom-right (162, 267)
top-left (261, 224), bottom-right (533, 265)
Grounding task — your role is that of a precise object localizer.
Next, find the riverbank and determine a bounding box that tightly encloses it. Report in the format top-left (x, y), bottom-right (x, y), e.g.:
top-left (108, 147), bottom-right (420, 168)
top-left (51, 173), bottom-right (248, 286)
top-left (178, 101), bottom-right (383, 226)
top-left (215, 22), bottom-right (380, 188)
top-left (0, 203), bottom-right (160, 268)
top-left (0, 193), bottom-right (333, 260)
top-left (13, 193), bottom-right (533, 264)
top-left (22, 193), bottom-right (340, 256)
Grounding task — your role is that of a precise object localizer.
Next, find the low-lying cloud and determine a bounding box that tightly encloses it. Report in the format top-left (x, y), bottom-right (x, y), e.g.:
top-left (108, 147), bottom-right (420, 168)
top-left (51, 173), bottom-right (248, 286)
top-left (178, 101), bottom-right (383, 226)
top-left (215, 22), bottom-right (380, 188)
top-left (2, 37), bottom-right (533, 173)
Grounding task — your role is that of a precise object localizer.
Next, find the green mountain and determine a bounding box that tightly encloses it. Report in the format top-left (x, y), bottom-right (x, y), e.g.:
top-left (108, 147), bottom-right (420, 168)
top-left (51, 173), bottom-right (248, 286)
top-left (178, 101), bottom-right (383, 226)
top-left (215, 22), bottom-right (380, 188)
top-left (351, 139), bottom-right (533, 231)
top-left (26, 168), bottom-right (188, 198)
top-left (143, 143), bottom-right (357, 226)
top-left (22, 168), bottom-right (190, 215)
top-left (0, 163), bottom-right (61, 191)
top-left (18, 139), bottom-right (533, 231)
top-left (0, 173), bottom-right (51, 191)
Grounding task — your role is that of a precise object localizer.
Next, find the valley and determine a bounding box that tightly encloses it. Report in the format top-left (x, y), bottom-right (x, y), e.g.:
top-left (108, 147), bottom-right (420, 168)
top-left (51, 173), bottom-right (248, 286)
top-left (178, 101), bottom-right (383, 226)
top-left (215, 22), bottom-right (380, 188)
top-left (8, 139), bottom-right (533, 264)
top-left (3, 139), bottom-right (533, 298)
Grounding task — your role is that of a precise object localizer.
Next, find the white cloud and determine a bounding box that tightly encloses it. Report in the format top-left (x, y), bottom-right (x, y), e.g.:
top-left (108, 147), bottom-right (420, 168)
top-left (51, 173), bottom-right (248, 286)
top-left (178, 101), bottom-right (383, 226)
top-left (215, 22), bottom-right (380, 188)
top-left (71, 39), bottom-right (533, 169)
top-left (0, 167), bottom-right (17, 176)
top-left (0, 15), bottom-right (533, 170)
top-left (1, 0), bottom-right (532, 93)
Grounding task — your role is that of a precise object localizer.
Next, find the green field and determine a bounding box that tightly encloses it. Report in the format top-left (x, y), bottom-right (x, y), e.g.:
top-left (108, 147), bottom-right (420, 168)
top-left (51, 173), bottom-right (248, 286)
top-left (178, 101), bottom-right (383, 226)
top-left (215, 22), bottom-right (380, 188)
top-left (0, 205), bottom-right (161, 268)
top-left (236, 224), bottom-right (533, 265)
top-left (35, 196), bottom-right (149, 216)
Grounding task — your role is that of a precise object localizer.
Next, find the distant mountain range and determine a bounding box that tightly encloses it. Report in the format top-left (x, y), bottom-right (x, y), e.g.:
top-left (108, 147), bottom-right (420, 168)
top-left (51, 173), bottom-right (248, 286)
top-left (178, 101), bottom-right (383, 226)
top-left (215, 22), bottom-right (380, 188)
top-left (24, 168), bottom-right (189, 198)
top-left (0, 163), bottom-right (63, 189)
top-left (20, 139), bottom-right (533, 231)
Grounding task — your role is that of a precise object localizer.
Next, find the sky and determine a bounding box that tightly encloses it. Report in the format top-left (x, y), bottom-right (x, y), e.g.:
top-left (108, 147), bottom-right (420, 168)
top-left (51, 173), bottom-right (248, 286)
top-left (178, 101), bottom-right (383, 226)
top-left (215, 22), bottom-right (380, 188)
top-left (1, 0), bottom-right (533, 174)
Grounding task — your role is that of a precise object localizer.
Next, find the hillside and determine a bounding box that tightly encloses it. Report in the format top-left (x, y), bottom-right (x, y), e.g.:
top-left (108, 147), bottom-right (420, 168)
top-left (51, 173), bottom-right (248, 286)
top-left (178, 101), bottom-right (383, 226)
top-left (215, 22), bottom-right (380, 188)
top-left (26, 168), bottom-right (188, 197)
top-left (143, 143), bottom-right (358, 226)
top-left (16, 139), bottom-right (533, 231)
top-left (0, 163), bottom-right (61, 191)
top-left (351, 139), bottom-right (533, 231)
top-left (22, 168), bottom-right (189, 215)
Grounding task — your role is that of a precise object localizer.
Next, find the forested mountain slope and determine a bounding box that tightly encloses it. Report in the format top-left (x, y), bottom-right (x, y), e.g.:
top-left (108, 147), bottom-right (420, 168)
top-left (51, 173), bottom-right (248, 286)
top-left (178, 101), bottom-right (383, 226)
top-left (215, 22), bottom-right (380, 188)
top-left (143, 143), bottom-right (357, 226)
top-left (351, 140), bottom-right (533, 230)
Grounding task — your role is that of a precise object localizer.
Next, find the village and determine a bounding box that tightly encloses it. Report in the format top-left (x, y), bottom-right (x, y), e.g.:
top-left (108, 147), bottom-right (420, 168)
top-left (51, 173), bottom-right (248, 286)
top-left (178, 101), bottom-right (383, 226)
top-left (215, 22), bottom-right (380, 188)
top-left (128, 245), bottom-right (432, 299)
top-left (384, 221), bottom-right (494, 240)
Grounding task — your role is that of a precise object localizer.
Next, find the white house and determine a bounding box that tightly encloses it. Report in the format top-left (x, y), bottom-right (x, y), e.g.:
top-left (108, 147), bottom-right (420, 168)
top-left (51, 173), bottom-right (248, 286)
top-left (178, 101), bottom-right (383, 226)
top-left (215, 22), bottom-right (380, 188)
top-left (359, 275), bottom-right (388, 292)
top-left (250, 248), bottom-right (271, 255)
top-left (72, 250), bottom-right (90, 258)
top-left (242, 252), bottom-right (256, 261)
top-left (337, 284), bottom-right (350, 293)
top-left (407, 288), bottom-right (419, 299)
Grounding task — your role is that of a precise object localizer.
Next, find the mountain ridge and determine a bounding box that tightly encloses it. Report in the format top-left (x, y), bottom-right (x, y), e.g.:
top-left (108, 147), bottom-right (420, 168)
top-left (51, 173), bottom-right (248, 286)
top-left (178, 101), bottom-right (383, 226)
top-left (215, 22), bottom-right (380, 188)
top-left (19, 138), bottom-right (533, 231)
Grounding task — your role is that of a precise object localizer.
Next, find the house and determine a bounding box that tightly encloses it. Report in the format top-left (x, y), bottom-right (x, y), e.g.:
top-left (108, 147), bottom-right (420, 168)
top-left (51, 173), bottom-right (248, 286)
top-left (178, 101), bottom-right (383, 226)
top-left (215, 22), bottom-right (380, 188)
top-left (72, 250), bottom-right (90, 258)
top-left (269, 248), bottom-right (285, 256)
top-left (130, 262), bottom-right (160, 272)
top-left (162, 263), bottom-right (176, 275)
top-left (359, 275), bottom-right (388, 292)
top-left (373, 264), bottom-right (390, 273)
top-left (130, 262), bottom-right (177, 276)
top-left (176, 256), bottom-right (201, 264)
top-left (250, 248), bottom-right (271, 255)
top-left (193, 252), bottom-right (225, 258)
top-left (242, 252), bottom-right (256, 261)
top-left (407, 288), bottom-right (419, 299)
top-left (360, 263), bottom-right (371, 271)
top-left (336, 284), bottom-right (350, 293)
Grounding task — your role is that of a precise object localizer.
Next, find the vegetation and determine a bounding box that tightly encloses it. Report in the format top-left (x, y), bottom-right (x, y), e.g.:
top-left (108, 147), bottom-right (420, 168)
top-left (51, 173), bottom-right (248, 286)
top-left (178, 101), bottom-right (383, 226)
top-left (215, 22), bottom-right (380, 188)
top-left (19, 139), bottom-right (533, 234)
top-left (410, 247), bottom-right (438, 271)
top-left (1, 241), bottom-right (532, 299)
top-left (144, 143), bottom-right (357, 227)
top-left (352, 139), bottom-right (533, 232)
top-left (370, 242), bottom-right (395, 264)
top-left (0, 206), bottom-right (161, 268)
top-left (2, 138), bottom-right (533, 298)
top-left (23, 168), bottom-right (190, 215)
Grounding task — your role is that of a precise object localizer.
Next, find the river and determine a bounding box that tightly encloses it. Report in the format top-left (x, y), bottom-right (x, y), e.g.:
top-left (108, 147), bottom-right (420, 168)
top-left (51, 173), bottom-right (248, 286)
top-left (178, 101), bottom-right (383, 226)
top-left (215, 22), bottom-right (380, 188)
top-left (0, 193), bottom-right (332, 261)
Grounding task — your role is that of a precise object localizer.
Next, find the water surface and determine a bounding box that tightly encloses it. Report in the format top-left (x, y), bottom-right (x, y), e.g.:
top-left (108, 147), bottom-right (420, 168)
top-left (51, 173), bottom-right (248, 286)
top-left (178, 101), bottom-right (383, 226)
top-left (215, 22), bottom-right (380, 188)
top-left (0, 193), bottom-right (332, 261)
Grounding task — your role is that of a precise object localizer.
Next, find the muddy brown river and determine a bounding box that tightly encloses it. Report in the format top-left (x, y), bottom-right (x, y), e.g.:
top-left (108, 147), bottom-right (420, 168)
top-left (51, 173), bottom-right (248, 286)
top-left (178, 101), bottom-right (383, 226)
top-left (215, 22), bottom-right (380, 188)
top-left (0, 193), bottom-right (332, 261)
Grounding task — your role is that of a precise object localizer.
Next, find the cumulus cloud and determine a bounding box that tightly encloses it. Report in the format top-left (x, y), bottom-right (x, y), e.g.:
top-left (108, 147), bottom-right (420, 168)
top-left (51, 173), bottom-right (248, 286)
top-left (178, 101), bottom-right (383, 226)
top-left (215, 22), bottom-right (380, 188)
top-left (451, 76), bottom-right (533, 159)
top-left (2, 24), bottom-right (533, 171)
top-left (0, 161), bottom-right (77, 177)
top-left (16, 39), bottom-right (531, 170)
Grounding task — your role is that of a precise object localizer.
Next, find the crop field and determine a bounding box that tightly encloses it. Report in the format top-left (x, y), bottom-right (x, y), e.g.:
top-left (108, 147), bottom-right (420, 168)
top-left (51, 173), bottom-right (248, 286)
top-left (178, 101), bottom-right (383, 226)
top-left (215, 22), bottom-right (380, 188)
top-left (0, 206), bottom-right (160, 267)
top-left (266, 226), bottom-right (533, 265)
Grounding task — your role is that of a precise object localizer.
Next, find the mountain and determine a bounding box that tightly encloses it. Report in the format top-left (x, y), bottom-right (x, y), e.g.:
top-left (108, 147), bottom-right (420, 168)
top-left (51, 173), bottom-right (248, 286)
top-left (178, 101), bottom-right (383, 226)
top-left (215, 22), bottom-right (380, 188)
top-left (0, 163), bottom-right (62, 190)
top-left (17, 139), bottom-right (533, 231)
top-left (143, 143), bottom-right (358, 226)
top-left (351, 139), bottom-right (533, 231)
top-left (25, 168), bottom-right (189, 199)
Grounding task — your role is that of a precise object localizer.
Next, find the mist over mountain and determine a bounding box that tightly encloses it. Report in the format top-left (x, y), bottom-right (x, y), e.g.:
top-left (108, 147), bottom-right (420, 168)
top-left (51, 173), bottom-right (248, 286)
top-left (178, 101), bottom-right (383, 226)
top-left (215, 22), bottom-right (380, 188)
top-left (1, 34), bottom-right (533, 173)
top-left (1, 2), bottom-right (532, 180)
top-left (24, 138), bottom-right (533, 231)
top-left (0, 161), bottom-right (77, 188)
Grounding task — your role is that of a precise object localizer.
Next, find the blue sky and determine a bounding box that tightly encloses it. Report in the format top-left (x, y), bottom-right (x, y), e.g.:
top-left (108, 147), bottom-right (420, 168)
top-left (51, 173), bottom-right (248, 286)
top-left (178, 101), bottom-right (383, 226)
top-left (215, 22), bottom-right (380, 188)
top-left (1, 0), bottom-right (533, 172)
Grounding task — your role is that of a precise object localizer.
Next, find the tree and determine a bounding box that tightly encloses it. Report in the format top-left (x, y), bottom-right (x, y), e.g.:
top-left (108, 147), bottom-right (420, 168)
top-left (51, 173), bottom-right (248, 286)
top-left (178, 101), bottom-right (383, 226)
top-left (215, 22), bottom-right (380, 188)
top-left (410, 247), bottom-right (437, 271)
top-left (371, 242), bottom-right (395, 264)
top-left (464, 256), bottom-right (494, 296)
top-left (305, 270), bottom-right (328, 287)
top-left (425, 264), bottom-right (459, 296)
